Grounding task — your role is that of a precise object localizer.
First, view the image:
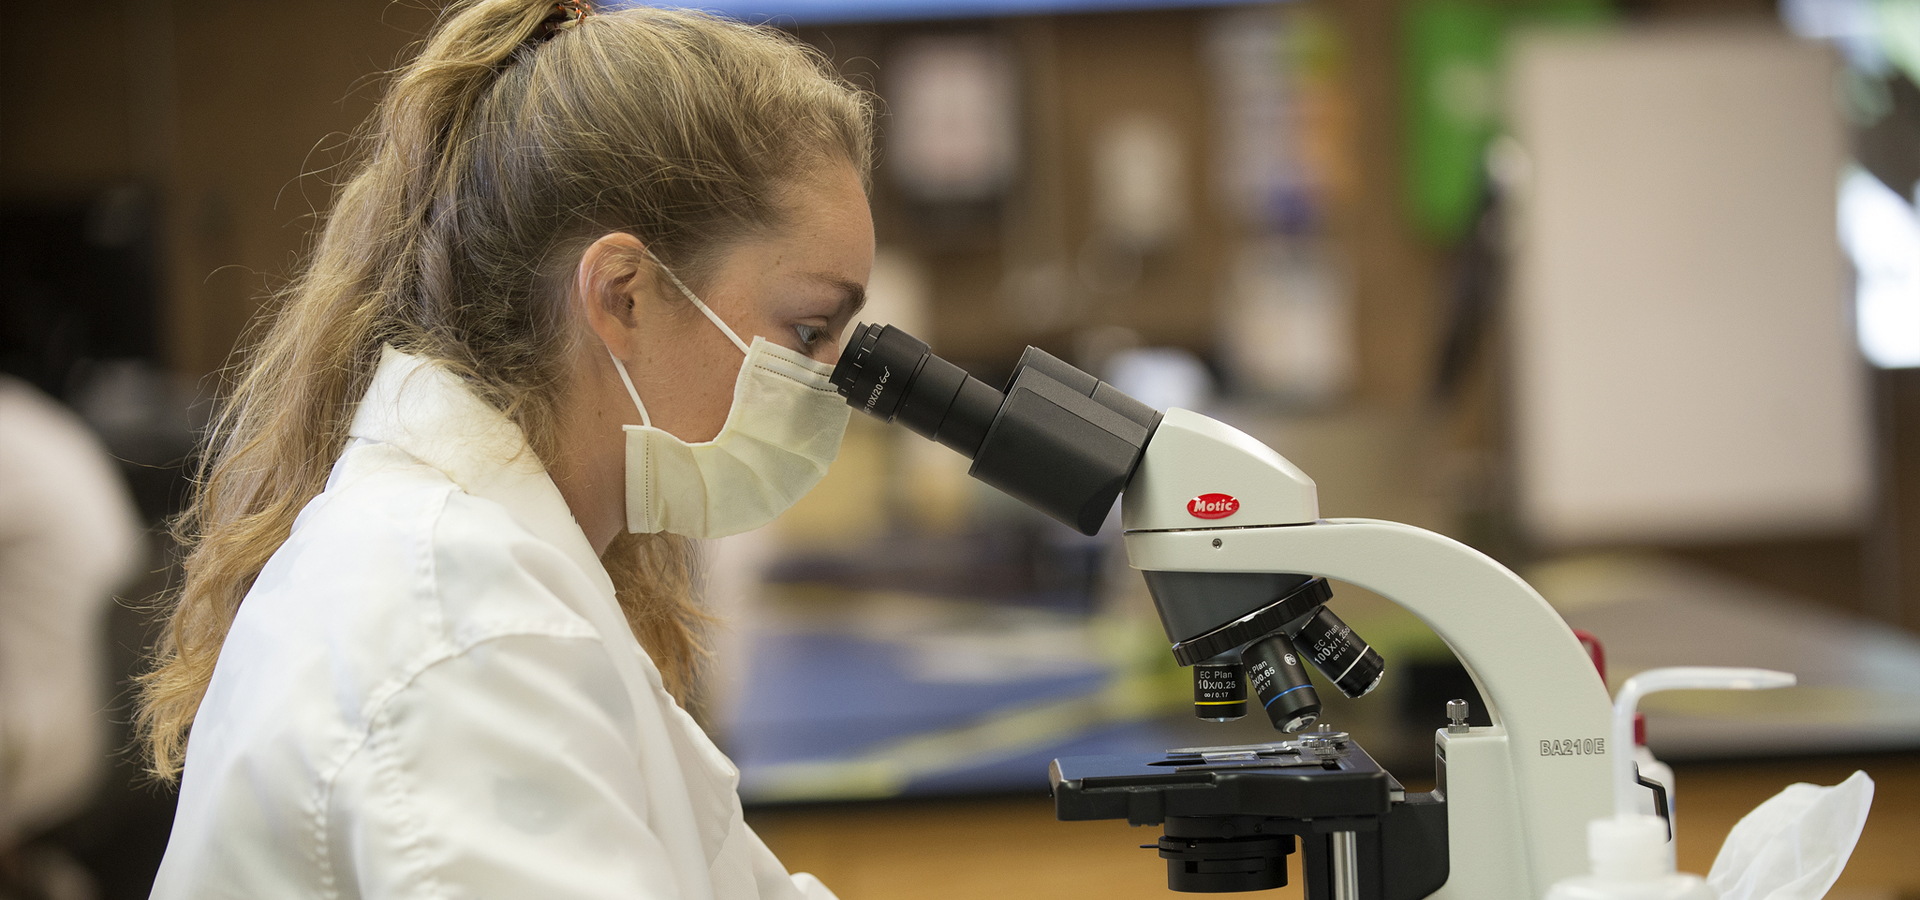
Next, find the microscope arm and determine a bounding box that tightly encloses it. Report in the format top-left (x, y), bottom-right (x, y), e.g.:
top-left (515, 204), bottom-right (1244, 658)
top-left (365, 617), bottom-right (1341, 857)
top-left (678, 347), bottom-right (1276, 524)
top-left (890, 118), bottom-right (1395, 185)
top-left (1119, 410), bottom-right (1614, 898)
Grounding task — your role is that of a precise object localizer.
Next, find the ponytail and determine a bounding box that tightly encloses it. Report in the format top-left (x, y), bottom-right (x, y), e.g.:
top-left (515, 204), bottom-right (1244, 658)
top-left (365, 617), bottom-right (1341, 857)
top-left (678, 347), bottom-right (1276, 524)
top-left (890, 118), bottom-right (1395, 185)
top-left (136, 0), bottom-right (872, 780)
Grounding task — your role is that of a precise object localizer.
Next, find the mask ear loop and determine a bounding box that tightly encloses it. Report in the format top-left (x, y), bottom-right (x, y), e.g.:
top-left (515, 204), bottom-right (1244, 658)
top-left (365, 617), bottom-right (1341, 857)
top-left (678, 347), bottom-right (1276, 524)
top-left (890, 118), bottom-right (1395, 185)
top-left (645, 248), bottom-right (753, 356)
top-left (608, 248), bottom-right (755, 429)
top-left (608, 350), bottom-right (652, 428)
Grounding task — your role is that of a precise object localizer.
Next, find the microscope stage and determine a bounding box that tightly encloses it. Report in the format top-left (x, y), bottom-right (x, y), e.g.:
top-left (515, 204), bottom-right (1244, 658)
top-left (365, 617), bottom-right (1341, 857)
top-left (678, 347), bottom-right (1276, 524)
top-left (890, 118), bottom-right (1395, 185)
top-left (1050, 735), bottom-right (1399, 826)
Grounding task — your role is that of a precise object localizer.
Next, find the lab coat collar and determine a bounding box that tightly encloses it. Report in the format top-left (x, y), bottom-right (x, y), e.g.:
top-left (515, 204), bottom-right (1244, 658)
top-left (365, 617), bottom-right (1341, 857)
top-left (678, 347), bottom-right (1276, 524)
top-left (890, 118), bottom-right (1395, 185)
top-left (347, 345), bottom-right (620, 619)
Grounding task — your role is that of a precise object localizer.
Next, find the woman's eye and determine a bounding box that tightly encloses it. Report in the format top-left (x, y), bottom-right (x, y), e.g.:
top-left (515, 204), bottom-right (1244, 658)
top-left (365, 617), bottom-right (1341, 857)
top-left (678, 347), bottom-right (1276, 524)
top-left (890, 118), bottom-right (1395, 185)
top-left (794, 324), bottom-right (827, 347)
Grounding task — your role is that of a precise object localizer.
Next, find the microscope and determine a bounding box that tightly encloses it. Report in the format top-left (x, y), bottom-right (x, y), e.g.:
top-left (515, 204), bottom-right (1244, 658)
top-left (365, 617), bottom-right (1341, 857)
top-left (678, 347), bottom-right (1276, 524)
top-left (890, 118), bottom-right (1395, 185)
top-left (830, 324), bottom-right (1615, 900)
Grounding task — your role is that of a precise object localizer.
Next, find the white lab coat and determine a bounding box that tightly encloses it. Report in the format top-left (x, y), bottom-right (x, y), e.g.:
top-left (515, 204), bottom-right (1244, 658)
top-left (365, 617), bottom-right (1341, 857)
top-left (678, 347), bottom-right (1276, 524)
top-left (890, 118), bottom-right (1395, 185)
top-left (152, 347), bottom-right (836, 900)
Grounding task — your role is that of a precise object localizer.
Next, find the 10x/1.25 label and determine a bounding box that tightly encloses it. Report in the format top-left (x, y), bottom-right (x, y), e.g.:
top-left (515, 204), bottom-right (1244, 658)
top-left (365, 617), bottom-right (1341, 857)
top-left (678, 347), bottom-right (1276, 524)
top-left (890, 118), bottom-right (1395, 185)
top-left (1540, 738), bottom-right (1606, 756)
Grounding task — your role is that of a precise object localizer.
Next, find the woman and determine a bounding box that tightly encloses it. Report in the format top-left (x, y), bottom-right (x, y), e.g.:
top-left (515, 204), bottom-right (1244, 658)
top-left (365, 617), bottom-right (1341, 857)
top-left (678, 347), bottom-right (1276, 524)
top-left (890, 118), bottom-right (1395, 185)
top-left (137, 2), bottom-right (873, 897)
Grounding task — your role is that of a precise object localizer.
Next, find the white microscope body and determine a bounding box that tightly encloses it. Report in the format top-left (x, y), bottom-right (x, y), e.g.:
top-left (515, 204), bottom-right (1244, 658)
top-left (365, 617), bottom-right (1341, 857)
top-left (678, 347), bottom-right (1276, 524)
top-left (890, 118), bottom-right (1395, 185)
top-left (829, 324), bottom-right (1617, 899)
top-left (1122, 409), bottom-right (1615, 899)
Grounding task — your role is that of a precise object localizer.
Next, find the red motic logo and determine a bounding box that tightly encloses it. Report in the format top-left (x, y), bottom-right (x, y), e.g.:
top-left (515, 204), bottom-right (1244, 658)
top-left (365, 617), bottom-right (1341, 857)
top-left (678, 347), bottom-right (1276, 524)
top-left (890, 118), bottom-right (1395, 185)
top-left (1188, 493), bottom-right (1240, 520)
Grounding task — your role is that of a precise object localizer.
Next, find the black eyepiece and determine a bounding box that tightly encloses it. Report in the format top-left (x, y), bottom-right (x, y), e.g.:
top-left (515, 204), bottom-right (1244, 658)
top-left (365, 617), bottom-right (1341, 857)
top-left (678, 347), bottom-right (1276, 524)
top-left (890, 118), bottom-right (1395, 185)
top-left (832, 322), bottom-right (924, 422)
top-left (831, 323), bottom-right (1002, 458)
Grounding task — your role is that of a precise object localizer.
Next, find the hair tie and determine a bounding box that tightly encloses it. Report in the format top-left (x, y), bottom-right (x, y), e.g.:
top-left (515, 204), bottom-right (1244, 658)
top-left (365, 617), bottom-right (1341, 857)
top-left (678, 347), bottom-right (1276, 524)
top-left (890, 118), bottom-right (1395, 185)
top-left (538, 0), bottom-right (591, 41)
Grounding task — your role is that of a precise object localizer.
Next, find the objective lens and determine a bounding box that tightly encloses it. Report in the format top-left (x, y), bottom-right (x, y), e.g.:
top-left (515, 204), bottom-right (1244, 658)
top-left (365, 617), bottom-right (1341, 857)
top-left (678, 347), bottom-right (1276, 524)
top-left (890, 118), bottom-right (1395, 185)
top-left (1193, 661), bottom-right (1247, 721)
top-left (1293, 606), bottom-right (1385, 699)
top-left (1243, 632), bottom-right (1320, 732)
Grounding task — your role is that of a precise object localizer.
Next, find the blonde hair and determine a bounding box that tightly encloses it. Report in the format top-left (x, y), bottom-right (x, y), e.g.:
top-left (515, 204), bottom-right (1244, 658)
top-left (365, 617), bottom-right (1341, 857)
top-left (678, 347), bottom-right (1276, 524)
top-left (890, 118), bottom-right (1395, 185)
top-left (136, 0), bottom-right (872, 781)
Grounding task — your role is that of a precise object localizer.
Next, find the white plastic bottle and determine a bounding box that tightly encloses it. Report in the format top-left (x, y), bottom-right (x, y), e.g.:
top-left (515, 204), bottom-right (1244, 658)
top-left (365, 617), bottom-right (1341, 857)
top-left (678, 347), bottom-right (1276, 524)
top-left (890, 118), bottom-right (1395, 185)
top-left (1634, 729), bottom-right (1676, 830)
top-left (1547, 814), bottom-right (1714, 900)
top-left (1573, 633), bottom-right (1678, 845)
top-left (1544, 667), bottom-right (1795, 900)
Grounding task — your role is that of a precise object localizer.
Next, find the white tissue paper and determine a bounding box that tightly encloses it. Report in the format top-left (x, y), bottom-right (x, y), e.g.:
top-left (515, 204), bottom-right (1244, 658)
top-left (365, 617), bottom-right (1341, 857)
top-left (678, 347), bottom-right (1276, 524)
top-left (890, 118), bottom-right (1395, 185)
top-left (1706, 770), bottom-right (1874, 900)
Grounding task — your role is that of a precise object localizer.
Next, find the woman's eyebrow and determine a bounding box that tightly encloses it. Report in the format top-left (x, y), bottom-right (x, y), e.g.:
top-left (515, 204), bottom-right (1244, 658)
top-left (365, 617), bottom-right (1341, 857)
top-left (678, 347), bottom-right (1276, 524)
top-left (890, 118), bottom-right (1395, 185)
top-left (808, 273), bottom-right (867, 317)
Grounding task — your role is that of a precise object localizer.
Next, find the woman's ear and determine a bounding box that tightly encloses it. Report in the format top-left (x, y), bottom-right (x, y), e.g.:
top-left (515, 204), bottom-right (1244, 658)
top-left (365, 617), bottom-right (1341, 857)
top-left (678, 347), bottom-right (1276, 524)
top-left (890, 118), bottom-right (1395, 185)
top-left (575, 231), bottom-right (652, 358)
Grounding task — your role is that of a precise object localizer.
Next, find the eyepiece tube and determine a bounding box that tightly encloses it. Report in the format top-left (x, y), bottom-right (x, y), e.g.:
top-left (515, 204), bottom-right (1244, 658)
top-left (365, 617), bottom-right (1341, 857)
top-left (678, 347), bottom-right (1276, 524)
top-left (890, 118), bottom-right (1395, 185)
top-left (831, 323), bottom-right (1002, 458)
top-left (830, 323), bottom-right (1162, 536)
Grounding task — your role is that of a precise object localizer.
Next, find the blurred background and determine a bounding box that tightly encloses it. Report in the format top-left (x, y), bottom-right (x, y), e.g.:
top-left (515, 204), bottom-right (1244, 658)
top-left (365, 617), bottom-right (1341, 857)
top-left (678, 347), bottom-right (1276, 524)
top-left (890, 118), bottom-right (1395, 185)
top-left (4, 0), bottom-right (1920, 897)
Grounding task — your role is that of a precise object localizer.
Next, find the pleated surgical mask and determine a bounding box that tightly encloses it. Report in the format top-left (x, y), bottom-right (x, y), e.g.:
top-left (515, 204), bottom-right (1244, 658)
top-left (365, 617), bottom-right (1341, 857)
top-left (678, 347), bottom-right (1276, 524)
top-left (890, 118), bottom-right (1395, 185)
top-left (607, 257), bottom-right (850, 539)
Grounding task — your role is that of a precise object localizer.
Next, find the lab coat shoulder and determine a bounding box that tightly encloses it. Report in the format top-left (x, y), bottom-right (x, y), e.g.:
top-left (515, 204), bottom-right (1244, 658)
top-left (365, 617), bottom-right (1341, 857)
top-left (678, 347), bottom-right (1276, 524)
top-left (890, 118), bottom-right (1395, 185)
top-left (160, 445), bottom-right (658, 898)
top-left (239, 440), bottom-right (609, 731)
top-left (306, 444), bottom-right (682, 896)
top-left (325, 624), bottom-right (675, 899)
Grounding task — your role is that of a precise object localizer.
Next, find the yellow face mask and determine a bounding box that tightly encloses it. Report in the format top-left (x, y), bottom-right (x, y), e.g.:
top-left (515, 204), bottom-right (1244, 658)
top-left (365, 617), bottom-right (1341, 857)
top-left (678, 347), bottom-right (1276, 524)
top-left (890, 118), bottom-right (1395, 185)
top-left (606, 259), bottom-right (850, 539)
